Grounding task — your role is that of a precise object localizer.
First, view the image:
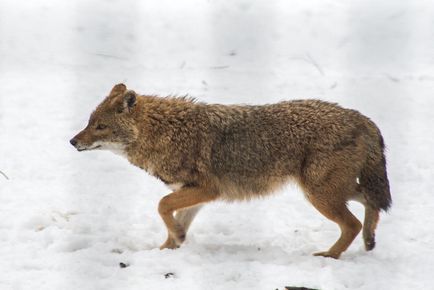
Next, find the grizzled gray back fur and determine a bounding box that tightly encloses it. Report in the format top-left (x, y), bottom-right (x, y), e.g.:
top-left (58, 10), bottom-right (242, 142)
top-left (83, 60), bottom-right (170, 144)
top-left (124, 97), bottom-right (390, 210)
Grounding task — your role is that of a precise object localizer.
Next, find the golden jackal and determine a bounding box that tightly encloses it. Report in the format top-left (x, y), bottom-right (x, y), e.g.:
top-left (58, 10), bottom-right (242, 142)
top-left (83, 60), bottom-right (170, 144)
top-left (70, 84), bottom-right (391, 259)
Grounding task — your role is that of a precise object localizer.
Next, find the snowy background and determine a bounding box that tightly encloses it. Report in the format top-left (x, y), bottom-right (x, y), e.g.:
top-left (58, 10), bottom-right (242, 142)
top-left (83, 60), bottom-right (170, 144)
top-left (1, 0), bottom-right (434, 289)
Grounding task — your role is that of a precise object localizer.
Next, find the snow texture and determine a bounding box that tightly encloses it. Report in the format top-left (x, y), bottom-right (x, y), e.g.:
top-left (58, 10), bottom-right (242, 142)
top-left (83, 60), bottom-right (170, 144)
top-left (1, 0), bottom-right (434, 289)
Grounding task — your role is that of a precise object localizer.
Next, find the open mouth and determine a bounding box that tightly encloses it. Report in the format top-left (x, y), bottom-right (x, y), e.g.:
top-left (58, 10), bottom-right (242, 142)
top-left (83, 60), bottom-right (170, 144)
top-left (77, 145), bottom-right (102, 152)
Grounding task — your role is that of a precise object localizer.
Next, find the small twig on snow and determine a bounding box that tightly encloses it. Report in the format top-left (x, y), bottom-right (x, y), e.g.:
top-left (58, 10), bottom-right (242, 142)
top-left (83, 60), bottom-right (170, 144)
top-left (285, 287), bottom-right (319, 290)
top-left (93, 53), bottom-right (127, 60)
top-left (210, 65), bottom-right (230, 70)
top-left (0, 170), bottom-right (9, 180)
top-left (290, 53), bottom-right (325, 76)
top-left (304, 53), bottom-right (325, 76)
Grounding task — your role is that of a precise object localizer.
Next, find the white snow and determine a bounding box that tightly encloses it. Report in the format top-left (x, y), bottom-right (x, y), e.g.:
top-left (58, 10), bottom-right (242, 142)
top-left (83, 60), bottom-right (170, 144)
top-left (1, 0), bottom-right (434, 289)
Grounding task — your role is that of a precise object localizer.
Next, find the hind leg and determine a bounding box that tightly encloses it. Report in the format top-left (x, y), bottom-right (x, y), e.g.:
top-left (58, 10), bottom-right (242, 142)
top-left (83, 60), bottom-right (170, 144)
top-left (308, 194), bottom-right (362, 259)
top-left (363, 206), bottom-right (379, 251)
top-left (301, 148), bottom-right (366, 258)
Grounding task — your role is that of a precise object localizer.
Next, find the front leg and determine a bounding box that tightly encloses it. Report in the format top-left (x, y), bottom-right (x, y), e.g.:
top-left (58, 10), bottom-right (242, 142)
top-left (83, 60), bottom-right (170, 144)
top-left (158, 186), bottom-right (217, 249)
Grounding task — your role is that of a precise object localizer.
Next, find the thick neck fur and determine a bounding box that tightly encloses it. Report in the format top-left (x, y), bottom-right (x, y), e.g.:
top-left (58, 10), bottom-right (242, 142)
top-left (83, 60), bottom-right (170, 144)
top-left (124, 96), bottom-right (203, 185)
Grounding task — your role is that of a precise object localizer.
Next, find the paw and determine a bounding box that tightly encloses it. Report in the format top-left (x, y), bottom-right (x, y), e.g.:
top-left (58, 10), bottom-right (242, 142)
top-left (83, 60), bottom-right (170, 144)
top-left (313, 251), bottom-right (340, 259)
top-left (159, 238), bottom-right (179, 250)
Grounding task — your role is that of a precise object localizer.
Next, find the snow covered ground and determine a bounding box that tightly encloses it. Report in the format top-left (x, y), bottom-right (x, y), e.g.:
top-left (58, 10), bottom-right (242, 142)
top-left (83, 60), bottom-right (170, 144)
top-left (1, 0), bottom-right (434, 289)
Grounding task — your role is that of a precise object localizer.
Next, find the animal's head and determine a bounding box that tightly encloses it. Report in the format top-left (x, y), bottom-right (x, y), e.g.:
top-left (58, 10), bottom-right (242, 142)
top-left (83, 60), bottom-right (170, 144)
top-left (70, 83), bottom-right (139, 153)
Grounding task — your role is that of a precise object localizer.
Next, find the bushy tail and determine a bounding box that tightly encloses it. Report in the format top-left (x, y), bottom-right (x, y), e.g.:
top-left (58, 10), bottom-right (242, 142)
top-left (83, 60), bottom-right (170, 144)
top-left (359, 136), bottom-right (392, 212)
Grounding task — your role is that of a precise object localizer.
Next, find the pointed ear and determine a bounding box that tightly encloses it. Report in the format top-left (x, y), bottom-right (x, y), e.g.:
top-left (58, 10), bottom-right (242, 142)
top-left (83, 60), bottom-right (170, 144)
top-left (123, 90), bottom-right (137, 112)
top-left (109, 83), bottom-right (127, 96)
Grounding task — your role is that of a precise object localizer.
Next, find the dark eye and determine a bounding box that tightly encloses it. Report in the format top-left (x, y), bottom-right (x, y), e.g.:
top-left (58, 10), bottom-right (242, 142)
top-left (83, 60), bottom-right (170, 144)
top-left (96, 124), bottom-right (107, 130)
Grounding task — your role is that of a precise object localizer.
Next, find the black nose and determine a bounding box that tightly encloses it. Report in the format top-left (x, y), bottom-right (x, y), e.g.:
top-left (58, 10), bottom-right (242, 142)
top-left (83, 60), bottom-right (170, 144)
top-left (70, 139), bottom-right (77, 146)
